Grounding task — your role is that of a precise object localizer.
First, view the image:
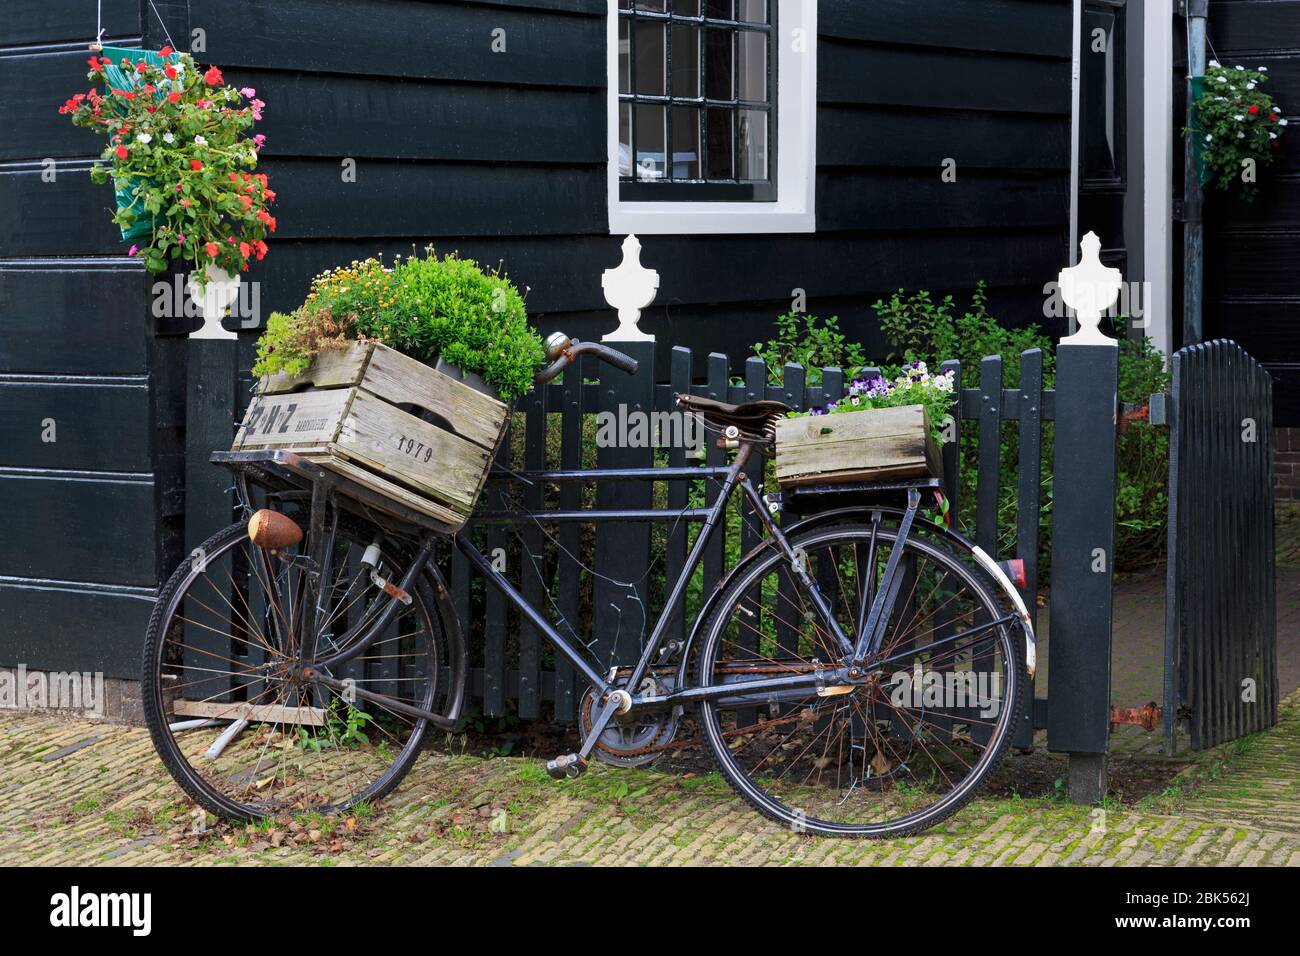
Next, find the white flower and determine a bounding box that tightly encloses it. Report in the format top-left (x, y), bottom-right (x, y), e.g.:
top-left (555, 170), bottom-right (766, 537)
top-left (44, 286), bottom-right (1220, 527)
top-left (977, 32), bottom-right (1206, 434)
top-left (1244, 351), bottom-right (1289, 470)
top-left (1236, 65), bottom-right (1245, 71)
top-left (1209, 59), bottom-right (1220, 68)
top-left (1205, 134), bottom-right (1213, 142)
top-left (1273, 106), bottom-right (1281, 113)
top-left (1280, 119), bottom-right (1289, 127)
top-left (1247, 82), bottom-right (1256, 90)
top-left (1260, 66), bottom-right (1268, 72)
top-left (1234, 114), bottom-right (1245, 121)
top-left (1269, 132), bottom-right (1277, 139)
top-left (135, 133), bottom-right (152, 144)
top-left (194, 135), bottom-right (207, 146)
top-left (1239, 132), bottom-right (1246, 139)
top-left (162, 132), bottom-right (174, 144)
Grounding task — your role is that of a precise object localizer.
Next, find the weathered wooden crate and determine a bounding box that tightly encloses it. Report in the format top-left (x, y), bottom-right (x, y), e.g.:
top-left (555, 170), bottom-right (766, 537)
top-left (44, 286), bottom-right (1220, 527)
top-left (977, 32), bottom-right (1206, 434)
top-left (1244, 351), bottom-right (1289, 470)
top-left (774, 403), bottom-right (941, 488)
top-left (233, 342), bottom-right (508, 530)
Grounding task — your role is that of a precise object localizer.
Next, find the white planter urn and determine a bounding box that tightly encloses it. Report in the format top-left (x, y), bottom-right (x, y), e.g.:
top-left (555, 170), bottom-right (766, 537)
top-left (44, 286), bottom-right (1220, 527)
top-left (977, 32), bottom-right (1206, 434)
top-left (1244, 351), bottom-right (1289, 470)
top-left (187, 264), bottom-right (241, 340)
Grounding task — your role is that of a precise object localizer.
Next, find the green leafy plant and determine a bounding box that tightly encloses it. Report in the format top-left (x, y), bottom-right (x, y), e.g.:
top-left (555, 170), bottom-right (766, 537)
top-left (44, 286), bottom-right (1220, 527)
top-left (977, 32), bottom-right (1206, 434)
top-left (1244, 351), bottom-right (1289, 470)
top-left (872, 285), bottom-right (1170, 576)
top-left (59, 47), bottom-right (274, 279)
top-left (754, 311), bottom-right (865, 387)
top-left (1189, 61), bottom-right (1287, 200)
top-left (252, 249), bottom-right (545, 400)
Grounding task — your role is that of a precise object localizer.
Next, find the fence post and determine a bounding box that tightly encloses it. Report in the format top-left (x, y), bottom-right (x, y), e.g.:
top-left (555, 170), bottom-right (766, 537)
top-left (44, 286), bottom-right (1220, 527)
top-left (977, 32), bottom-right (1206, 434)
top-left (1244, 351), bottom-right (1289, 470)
top-left (593, 236), bottom-right (659, 665)
top-left (1046, 233), bottom-right (1120, 803)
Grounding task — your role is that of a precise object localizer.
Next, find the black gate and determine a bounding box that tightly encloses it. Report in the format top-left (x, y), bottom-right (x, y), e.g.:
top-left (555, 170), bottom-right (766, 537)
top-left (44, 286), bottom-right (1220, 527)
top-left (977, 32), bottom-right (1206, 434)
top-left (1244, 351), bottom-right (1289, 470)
top-left (1162, 339), bottom-right (1278, 753)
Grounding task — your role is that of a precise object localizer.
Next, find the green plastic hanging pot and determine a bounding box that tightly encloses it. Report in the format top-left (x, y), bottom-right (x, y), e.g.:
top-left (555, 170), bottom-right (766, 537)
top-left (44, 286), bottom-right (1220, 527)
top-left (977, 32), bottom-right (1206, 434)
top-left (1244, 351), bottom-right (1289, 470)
top-left (97, 46), bottom-right (182, 242)
top-left (1188, 75), bottom-right (1215, 188)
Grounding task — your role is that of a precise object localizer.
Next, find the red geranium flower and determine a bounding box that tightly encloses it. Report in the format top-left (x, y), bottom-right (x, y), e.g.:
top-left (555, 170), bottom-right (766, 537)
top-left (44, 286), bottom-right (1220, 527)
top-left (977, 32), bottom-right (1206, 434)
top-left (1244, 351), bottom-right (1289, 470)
top-left (203, 65), bottom-right (223, 87)
top-left (160, 46), bottom-right (174, 57)
top-left (135, 62), bottom-right (148, 74)
top-left (205, 242), bottom-right (220, 258)
top-left (190, 159), bottom-right (203, 171)
top-left (164, 66), bottom-right (177, 80)
top-left (1249, 104), bottom-right (1260, 115)
top-left (167, 91), bottom-right (180, 104)
top-left (239, 242), bottom-right (251, 259)
top-left (115, 145), bottom-right (129, 160)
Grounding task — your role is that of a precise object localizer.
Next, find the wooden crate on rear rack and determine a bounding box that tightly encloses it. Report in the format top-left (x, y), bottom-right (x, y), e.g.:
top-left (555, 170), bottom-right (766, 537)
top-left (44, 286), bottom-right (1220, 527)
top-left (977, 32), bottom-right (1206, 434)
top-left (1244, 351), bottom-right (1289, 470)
top-left (774, 403), bottom-right (941, 488)
top-left (232, 342), bottom-right (508, 530)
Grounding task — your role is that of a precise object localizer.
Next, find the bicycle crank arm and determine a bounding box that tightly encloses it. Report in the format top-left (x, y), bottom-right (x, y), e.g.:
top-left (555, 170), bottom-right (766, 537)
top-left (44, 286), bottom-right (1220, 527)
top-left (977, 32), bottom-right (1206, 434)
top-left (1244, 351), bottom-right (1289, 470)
top-left (304, 670), bottom-right (459, 731)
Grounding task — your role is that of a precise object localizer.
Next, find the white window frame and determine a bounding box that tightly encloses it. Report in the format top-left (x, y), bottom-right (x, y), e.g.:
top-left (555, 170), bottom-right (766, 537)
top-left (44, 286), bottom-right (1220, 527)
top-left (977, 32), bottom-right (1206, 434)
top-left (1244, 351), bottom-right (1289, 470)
top-left (606, 0), bottom-right (817, 235)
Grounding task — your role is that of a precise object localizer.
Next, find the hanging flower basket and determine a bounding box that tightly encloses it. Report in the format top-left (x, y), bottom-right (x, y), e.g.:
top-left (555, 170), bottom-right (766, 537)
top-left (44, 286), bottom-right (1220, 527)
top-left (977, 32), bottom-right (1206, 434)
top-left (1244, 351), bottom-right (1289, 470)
top-left (1186, 62), bottom-right (1288, 201)
top-left (59, 45), bottom-right (275, 284)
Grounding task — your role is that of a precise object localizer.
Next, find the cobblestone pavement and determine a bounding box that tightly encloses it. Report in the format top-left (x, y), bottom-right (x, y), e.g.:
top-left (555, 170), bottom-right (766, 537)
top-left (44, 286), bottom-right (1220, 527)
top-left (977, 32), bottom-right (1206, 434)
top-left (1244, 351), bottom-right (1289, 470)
top-left (1, 690), bottom-right (1298, 867)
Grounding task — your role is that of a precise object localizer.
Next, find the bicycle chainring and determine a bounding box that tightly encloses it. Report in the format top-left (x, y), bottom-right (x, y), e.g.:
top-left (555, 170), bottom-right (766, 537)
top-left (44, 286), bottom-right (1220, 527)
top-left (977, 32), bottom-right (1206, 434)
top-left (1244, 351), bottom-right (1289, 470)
top-left (578, 671), bottom-right (679, 769)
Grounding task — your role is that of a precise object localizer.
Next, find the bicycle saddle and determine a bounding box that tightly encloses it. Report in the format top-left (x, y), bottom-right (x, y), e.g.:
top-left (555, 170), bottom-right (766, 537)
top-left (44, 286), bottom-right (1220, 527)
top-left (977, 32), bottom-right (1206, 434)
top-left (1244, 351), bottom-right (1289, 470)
top-left (675, 393), bottom-right (791, 441)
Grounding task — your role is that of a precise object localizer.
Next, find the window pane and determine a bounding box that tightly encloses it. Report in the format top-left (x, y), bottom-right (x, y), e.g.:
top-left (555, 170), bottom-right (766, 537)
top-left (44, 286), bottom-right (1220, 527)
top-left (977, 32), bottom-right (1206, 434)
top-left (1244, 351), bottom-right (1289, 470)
top-left (737, 28), bottom-right (767, 102)
top-left (635, 22), bottom-right (666, 96)
top-left (618, 17), bottom-right (631, 94)
top-left (704, 28), bottom-right (732, 100)
top-left (635, 104), bottom-right (666, 179)
top-left (676, 0), bottom-right (700, 15)
top-left (619, 102), bottom-right (632, 176)
top-left (736, 0), bottom-right (767, 23)
top-left (704, 0), bottom-right (732, 18)
top-left (634, 0), bottom-right (667, 11)
top-left (737, 108), bottom-right (767, 180)
top-left (671, 107), bottom-right (701, 179)
top-left (671, 23), bottom-right (700, 98)
top-left (705, 107), bottom-right (733, 179)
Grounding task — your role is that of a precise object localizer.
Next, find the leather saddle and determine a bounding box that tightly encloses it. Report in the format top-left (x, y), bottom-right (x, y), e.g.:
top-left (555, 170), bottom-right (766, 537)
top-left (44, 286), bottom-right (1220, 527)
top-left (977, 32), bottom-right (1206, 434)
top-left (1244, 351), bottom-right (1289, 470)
top-left (675, 393), bottom-right (791, 442)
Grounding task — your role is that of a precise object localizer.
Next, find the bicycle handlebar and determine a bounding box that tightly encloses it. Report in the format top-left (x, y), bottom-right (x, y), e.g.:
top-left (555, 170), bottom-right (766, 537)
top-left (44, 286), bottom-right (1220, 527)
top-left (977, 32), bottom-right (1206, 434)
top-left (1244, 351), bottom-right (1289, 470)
top-left (533, 335), bottom-right (639, 385)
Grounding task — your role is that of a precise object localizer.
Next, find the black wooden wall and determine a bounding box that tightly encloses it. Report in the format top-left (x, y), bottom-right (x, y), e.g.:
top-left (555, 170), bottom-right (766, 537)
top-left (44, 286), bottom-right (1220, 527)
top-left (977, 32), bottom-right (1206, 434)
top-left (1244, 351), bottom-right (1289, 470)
top-left (0, 0), bottom-right (1074, 679)
top-left (1193, 2), bottom-right (1300, 426)
top-left (0, 1), bottom-right (187, 678)
top-left (205, 0), bottom-right (1073, 361)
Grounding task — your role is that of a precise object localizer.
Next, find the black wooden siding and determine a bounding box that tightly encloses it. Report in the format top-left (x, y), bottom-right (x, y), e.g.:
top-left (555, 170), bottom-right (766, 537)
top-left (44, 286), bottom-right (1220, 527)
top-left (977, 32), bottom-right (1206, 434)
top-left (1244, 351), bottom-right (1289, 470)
top-left (0, 3), bottom-right (186, 677)
top-left (1189, 2), bottom-right (1300, 426)
top-left (0, 0), bottom-right (1073, 678)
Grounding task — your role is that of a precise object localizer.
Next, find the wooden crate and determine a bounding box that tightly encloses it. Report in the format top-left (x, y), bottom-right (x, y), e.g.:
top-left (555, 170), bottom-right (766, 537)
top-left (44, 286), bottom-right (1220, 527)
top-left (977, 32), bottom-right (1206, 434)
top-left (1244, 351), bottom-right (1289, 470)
top-left (233, 342), bottom-right (508, 530)
top-left (774, 403), bottom-right (941, 488)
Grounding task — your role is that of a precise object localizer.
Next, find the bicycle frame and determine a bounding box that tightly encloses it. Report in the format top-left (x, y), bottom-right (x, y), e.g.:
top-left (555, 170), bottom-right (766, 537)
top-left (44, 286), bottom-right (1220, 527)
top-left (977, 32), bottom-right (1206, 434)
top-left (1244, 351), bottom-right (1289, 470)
top-left (223, 439), bottom-right (949, 756)
top-left (301, 438), bottom-right (874, 727)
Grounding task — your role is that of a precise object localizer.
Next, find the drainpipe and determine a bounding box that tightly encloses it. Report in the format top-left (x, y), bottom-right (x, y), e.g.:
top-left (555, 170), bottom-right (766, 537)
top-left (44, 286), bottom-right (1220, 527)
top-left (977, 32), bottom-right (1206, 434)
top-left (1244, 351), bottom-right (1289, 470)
top-left (1181, 0), bottom-right (1208, 344)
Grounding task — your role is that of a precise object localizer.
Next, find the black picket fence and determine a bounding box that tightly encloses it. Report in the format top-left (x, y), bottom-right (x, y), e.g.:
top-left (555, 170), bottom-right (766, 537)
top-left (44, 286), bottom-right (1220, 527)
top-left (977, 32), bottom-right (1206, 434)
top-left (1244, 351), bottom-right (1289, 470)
top-left (441, 341), bottom-right (1057, 749)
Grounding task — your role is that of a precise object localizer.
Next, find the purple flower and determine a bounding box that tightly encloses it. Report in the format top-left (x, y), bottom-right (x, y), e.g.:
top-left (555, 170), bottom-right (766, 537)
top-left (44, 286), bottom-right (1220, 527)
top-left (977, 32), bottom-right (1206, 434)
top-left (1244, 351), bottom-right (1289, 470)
top-left (128, 244), bottom-right (138, 256)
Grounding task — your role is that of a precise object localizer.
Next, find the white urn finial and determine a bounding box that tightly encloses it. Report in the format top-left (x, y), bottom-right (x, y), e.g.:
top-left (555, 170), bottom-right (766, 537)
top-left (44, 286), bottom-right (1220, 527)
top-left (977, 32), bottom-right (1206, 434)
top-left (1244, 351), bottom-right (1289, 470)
top-left (601, 234), bottom-right (657, 343)
top-left (187, 264), bottom-right (241, 340)
top-left (1058, 231), bottom-right (1120, 346)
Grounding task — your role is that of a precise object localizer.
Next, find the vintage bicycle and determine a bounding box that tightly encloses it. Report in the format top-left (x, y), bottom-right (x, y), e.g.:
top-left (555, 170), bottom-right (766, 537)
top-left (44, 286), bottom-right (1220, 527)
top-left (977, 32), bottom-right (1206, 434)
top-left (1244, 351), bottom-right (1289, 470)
top-left (142, 335), bottom-right (1036, 838)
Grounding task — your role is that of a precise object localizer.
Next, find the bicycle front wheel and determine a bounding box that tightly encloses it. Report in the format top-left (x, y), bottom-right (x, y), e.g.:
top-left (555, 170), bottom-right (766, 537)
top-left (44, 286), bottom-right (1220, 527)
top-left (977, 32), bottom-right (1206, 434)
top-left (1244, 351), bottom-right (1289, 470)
top-left (696, 521), bottom-right (1022, 838)
top-left (142, 516), bottom-right (447, 821)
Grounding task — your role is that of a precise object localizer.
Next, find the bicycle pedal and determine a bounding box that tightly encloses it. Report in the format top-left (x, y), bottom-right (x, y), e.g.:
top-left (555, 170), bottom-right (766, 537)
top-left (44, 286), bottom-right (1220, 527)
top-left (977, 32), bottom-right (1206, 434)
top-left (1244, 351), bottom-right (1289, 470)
top-left (545, 753), bottom-right (587, 780)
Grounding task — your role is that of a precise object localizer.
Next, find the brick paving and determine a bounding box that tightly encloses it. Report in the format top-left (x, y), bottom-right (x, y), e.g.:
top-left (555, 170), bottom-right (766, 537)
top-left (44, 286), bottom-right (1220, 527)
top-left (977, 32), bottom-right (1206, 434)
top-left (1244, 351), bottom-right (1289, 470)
top-left (1, 691), bottom-right (1298, 866)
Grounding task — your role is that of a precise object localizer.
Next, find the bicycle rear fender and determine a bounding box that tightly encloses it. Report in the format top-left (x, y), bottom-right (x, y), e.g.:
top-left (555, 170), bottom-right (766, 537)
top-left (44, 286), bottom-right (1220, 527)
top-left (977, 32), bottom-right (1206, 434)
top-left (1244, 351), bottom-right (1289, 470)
top-left (420, 564), bottom-right (470, 727)
top-left (674, 506), bottom-right (1036, 689)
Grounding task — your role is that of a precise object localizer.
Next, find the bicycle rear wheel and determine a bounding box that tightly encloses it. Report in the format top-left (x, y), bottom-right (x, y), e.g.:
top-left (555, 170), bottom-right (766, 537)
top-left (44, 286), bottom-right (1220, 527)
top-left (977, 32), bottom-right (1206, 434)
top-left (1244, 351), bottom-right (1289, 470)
top-left (696, 521), bottom-right (1022, 837)
top-left (142, 515), bottom-right (447, 821)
